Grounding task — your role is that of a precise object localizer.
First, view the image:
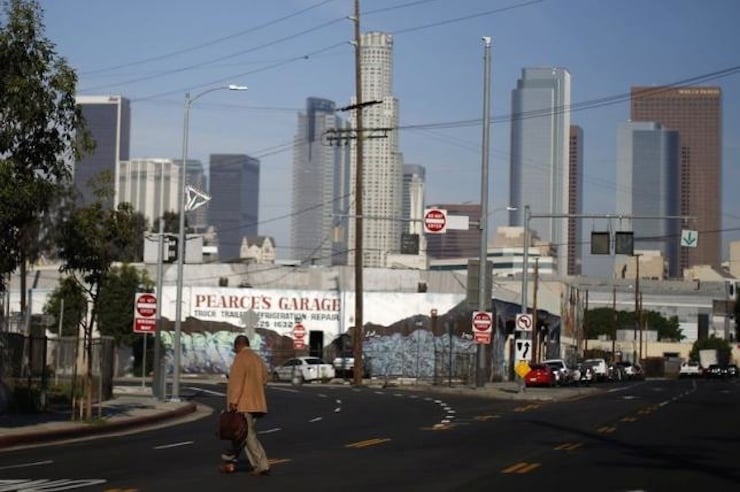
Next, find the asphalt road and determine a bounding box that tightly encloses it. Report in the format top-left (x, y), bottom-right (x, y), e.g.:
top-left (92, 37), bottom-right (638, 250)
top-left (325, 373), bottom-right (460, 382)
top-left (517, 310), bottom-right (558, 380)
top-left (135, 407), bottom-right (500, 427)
top-left (0, 378), bottom-right (738, 491)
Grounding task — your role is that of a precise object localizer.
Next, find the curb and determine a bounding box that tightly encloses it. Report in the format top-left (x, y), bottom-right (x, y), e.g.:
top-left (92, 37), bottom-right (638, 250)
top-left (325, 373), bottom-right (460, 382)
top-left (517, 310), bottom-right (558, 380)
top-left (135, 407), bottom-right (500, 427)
top-left (0, 402), bottom-right (197, 449)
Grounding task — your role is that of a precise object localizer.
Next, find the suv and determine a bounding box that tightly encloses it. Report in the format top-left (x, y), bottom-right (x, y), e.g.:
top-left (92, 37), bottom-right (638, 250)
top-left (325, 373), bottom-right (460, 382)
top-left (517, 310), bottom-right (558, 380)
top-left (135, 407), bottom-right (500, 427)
top-left (332, 351), bottom-right (370, 378)
top-left (584, 358), bottom-right (608, 381)
top-left (542, 359), bottom-right (571, 386)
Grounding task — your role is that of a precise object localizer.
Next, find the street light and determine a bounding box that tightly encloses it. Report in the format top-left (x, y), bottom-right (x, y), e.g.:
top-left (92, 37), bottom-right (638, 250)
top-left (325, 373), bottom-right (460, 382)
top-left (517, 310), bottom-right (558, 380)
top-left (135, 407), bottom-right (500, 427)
top-left (171, 84), bottom-right (247, 401)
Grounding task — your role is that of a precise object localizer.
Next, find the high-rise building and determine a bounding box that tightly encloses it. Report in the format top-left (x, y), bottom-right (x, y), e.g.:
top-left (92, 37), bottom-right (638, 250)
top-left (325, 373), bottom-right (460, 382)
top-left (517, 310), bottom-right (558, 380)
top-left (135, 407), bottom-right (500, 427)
top-left (426, 204), bottom-right (481, 259)
top-left (290, 97), bottom-right (350, 266)
top-left (173, 159), bottom-right (208, 234)
top-left (74, 96), bottom-right (130, 208)
top-left (616, 121), bottom-right (680, 277)
top-left (402, 164), bottom-right (425, 235)
top-left (568, 125), bottom-right (583, 276)
top-left (118, 158), bottom-right (180, 227)
top-left (509, 68), bottom-right (571, 274)
top-left (208, 154), bottom-right (259, 262)
top-left (347, 32), bottom-right (402, 267)
top-left (630, 86), bottom-right (722, 271)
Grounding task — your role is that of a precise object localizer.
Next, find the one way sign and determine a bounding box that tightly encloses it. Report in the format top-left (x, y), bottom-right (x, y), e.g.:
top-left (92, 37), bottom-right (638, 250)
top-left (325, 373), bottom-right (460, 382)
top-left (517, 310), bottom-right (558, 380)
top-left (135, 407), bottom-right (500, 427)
top-left (515, 337), bottom-right (532, 362)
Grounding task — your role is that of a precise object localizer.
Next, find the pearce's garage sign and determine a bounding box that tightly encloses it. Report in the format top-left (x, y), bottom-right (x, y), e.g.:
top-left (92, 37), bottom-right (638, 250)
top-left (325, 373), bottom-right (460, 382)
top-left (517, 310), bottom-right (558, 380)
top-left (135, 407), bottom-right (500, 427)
top-left (190, 289), bottom-right (340, 331)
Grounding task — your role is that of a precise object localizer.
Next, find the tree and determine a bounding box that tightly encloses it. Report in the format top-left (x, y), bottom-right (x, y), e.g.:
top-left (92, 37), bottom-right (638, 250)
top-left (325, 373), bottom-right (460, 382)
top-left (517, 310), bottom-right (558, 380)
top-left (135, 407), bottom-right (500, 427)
top-left (0, 0), bottom-right (88, 296)
top-left (152, 211), bottom-right (182, 235)
top-left (42, 276), bottom-right (87, 337)
top-left (55, 178), bottom-right (139, 419)
top-left (97, 264), bottom-right (153, 347)
top-left (583, 307), bottom-right (684, 341)
top-left (689, 337), bottom-right (732, 366)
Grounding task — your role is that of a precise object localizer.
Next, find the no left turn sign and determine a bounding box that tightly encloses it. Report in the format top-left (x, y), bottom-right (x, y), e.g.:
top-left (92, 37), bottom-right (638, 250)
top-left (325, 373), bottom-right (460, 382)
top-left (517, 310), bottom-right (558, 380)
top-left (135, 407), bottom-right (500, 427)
top-left (515, 313), bottom-right (533, 331)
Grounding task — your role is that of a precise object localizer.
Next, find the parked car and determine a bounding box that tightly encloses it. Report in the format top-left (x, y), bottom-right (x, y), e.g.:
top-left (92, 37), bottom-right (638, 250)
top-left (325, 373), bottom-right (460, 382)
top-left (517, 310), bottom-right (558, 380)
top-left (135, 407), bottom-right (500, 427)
top-left (573, 363), bottom-right (594, 386)
top-left (679, 360), bottom-right (702, 378)
top-left (705, 364), bottom-right (726, 379)
top-left (614, 361), bottom-right (644, 381)
top-left (726, 364), bottom-right (739, 378)
top-left (524, 364), bottom-right (557, 387)
top-left (332, 351), bottom-right (371, 378)
top-left (542, 359), bottom-right (572, 386)
top-left (272, 357), bottom-right (336, 383)
top-left (583, 358), bottom-right (608, 381)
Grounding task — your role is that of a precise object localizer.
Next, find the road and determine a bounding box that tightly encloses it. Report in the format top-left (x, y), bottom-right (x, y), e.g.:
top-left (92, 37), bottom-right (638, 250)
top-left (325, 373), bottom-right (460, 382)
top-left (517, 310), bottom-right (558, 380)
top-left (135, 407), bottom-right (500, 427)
top-left (0, 378), bottom-right (738, 491)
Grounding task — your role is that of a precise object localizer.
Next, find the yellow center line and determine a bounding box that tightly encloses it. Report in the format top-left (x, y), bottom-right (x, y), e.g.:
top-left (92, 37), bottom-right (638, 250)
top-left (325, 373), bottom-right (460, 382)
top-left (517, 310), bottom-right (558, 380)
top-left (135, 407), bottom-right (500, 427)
top-left (621, 416), bottom-right (638, 422)
top-left (474, 415), bottom-right (500, 421)
top-left (502, 461), bottom-right (540, 474)
top-left (597, 426), bottom-right (616, 434)
top-left (554, 442), bottom-right (582, 451)
top-left (345, 438), bottom-right (391, 448)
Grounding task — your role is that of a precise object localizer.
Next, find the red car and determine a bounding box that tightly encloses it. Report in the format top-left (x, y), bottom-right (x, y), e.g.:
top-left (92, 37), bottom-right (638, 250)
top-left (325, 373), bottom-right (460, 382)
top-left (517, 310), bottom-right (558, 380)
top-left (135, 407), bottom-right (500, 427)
top-left (525, 364), bottom-right (556, 387)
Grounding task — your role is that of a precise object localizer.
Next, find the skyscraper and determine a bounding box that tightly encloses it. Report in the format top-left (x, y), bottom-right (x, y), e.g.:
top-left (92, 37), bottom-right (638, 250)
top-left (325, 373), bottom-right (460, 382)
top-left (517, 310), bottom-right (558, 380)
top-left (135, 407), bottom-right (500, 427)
top-left (509, 68), bottom-right (571, 274)
top-left (568, 125), bottom-right (583, 276)
top-left (630, 86), bottom-right (722, 271)
top-left (290, 97), bottom-right (350, 266)
top-left (74, 96), bottom-right (130, 208)
top-left (348, 32), bottom-right (402, 267)
top-left (208, 154), bottom-right (259, 262)
top-left (616, 122), bottom-right (680, 277)
top-left (118, 158), bottom-right (180, 227)
top-left (402, 164), bottom-right (425, 235)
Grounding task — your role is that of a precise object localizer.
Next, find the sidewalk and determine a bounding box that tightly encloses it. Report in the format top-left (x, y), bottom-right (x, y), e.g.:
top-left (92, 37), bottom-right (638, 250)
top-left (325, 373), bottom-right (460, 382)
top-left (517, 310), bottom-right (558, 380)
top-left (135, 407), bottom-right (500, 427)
top-left (0, 387), bottom-right (197, 450)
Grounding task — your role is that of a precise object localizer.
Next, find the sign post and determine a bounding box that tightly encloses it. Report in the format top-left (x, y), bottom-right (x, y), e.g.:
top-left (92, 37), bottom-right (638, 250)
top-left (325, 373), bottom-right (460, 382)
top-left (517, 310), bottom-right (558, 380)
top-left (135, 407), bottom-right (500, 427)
top-left (133, 293), bottom-right (157, 388)
top-left (471, 311), bottom-right (493, 345)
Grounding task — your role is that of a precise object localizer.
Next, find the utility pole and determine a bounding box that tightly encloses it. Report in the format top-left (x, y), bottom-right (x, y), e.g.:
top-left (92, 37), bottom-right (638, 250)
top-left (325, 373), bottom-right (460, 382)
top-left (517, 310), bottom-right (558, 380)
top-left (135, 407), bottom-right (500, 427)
top-left (633, 254), bottom-right (641, 363)
top-left (532, 257), bottom-right (539, 363)
top-left (475, 35), bottom-right (493, 388)
top-left (152, 162), bottom-right (166, 400)
top-left (612, 286), bottom-right (617, 362)
top-left (639, 291), bottom-right (644, 362)
top-left (584, 289), bottom-right (589, 356)
top-left (351, 0), bottom-right (364, 386)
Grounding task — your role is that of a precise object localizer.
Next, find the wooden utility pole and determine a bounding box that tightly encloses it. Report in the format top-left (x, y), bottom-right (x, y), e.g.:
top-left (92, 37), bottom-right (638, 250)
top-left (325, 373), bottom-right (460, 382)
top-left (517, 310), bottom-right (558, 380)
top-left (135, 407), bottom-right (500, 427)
top-left (584, 289), bottom-right (589, 355)
top-left (612, 286), bottom-right (617, 362)
top-left (633, 254), bottom-right (641, 363)
top-left (351, 0), bottom-right (364, 386)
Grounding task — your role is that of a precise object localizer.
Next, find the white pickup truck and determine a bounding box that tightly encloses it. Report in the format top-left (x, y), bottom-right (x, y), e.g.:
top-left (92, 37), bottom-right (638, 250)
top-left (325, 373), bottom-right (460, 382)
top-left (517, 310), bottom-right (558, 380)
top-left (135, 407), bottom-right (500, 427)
top-left (332, 351), bottom-right (370, 378)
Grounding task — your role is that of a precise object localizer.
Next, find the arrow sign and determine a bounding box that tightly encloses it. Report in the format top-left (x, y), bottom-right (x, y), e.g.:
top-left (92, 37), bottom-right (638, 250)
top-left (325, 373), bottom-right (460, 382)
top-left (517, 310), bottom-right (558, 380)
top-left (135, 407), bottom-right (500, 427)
top-left (680, 229), bottom-right (698, 248)
top-left (515, 336), bottom-right (532, 362)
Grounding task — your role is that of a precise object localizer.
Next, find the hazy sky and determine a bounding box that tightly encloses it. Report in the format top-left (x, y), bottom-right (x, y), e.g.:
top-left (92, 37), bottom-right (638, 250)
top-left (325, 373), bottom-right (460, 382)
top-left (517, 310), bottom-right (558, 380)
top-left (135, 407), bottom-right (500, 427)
top-left (40, 0), bottom-right (740, 275)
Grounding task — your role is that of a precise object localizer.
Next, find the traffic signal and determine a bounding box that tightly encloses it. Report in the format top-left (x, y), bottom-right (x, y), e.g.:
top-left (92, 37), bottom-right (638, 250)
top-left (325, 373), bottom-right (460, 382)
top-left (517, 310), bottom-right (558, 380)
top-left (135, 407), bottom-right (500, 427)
top-left (615, 231), bottom-right (634, 255)
top-left (590, 232), bottom-right (611, 255)
top-left (166, 235), bottom-right (178, 262)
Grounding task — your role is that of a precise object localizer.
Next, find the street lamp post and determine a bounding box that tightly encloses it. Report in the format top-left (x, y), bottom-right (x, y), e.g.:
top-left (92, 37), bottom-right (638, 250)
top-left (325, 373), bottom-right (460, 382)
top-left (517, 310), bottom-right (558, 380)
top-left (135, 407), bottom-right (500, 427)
top-left (171, 84), bottom-right (247, 402)
top-left (476, 36), bottom-right (492, 388)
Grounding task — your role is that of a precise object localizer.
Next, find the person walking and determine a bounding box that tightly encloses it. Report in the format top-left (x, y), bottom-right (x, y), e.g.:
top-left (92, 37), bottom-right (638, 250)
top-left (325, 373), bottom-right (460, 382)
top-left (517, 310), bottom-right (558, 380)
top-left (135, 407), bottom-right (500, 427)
top-left (224, 335), bottom-right (271, 476)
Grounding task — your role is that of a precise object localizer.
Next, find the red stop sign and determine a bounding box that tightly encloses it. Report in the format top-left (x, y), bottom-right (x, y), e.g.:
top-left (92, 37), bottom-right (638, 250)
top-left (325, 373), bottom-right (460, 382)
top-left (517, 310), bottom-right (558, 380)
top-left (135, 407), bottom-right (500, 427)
top-left (293, 323), bottom-right (306, 340)
top-left (424, 208), bottom-right (447, 233)
top-left (472, 311), bottom-right (492, 332)
top-left (136, 293), bottom-right (157, 318)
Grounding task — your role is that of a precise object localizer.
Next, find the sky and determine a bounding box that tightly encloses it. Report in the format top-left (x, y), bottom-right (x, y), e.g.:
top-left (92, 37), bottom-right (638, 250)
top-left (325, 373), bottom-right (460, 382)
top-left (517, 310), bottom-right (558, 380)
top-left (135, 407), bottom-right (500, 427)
top-left (39, 0), bottom-right (740, 276)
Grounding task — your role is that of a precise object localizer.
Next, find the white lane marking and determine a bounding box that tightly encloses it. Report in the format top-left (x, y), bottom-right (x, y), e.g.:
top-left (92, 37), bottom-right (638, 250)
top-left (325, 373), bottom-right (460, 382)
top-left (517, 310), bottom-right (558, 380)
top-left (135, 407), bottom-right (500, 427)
top-left (184, 386), bottom-right (225, 397)
top-left (424, 397), bottom-right (433, 401)
top-left (446, 409), bottom-right (456, 414)
top-left (336, 399), bottom-right (342, 405)
top-left (621, 395), bottom-right (637, 400)
top-left (408, 395), bottom-right (418, 399)
top-left (659, 401), bottom-right (669, 407)
top-left (334, 407), bottom-right (342, 413)
top-left (434, 399), bottom-right (442, 404)
top-left (153, 440), bottom-right (194, 450)
top-left (0, 479), bottom-right (107, 490)
top-left (441, 419), bottom-right (451, 424)
top-left (259, 428), bottom-right (282, 434)
top-left (352, 388), bottom-right (361, 392)
top-left (374, 391), bottom-right (384, 395)
top-left (272, 386), bottom-right (299, 393)
top-left (393, 393), bottom-right (403, 397)
top-left (318, 393), bottom-right (328, 398)
top-left (309, 417), bottom-right (323, 423)
top-left (0, 460), bottom-right (53, 471)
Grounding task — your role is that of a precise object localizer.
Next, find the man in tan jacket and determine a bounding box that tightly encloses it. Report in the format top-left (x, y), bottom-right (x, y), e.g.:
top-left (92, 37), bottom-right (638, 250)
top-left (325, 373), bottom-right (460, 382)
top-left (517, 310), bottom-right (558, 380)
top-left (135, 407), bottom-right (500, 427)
top-left (224, 335), bottom-right (270, 475)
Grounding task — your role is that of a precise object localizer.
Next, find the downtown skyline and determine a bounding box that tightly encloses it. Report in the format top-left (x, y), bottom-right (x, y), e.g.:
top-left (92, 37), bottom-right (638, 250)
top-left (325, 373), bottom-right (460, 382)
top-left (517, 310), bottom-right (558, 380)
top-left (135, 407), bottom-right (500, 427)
top-left (46, 0), bottom-right (740, 276)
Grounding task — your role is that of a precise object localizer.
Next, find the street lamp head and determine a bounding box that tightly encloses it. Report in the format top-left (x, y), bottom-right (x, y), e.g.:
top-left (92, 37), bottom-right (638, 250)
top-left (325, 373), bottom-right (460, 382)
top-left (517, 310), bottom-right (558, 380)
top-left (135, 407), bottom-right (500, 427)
top-left (227, 84), bottom-right (248, 91)
top-left (505, 206), bottom-right (518, 212)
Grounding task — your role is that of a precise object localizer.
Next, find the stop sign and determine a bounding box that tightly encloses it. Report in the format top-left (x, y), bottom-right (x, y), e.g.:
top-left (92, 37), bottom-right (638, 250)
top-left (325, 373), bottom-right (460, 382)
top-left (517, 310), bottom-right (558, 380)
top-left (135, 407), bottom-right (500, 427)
top-left (472, 311), bottom-right (492, 332)
top-left (423, 208), bottom-right (447, 234)
top-left (136, 293), bottom-right (157, 317)
top-left (293, 323), bottom-right (306, 340)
